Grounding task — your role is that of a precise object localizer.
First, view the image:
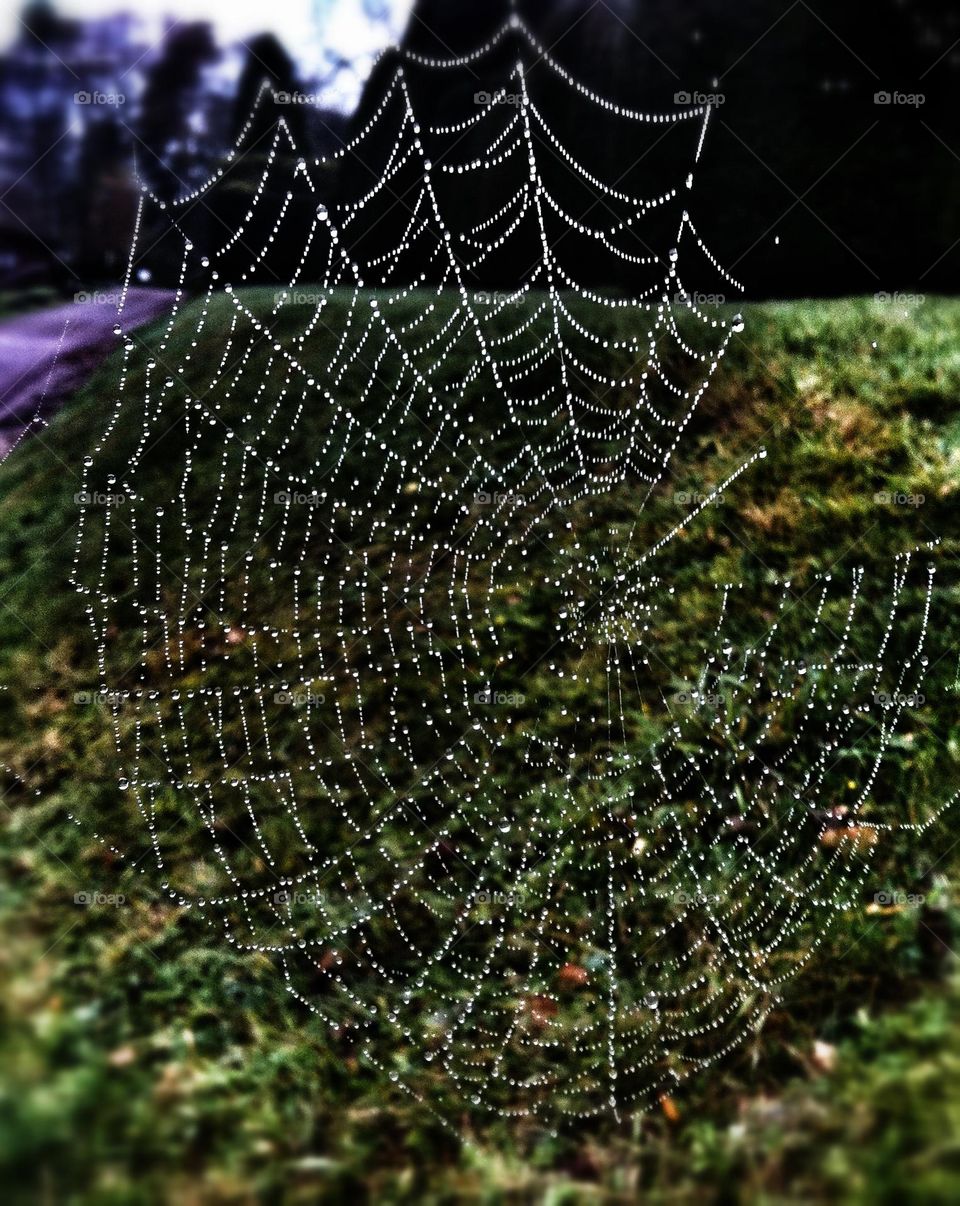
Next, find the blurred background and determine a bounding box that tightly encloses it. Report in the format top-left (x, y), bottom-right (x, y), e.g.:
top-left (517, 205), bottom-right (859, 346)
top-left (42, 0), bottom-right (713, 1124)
top-left (0, 0), bottom-right (957, 299)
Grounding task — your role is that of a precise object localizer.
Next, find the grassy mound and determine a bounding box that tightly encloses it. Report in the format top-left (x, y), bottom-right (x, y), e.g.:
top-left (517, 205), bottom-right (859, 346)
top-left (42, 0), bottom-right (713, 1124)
top-left (0, 293), bottom-right (959, 1201)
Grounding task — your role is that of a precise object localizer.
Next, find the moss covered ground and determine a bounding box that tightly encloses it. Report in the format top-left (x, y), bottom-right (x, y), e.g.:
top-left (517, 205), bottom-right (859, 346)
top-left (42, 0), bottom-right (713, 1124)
top-left (1, 294), bottom-right (959, 1203)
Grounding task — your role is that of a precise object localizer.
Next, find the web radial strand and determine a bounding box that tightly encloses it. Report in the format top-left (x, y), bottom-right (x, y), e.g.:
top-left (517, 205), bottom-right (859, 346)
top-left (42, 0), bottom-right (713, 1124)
top-left (68, 15), bottom-right (950, 1123)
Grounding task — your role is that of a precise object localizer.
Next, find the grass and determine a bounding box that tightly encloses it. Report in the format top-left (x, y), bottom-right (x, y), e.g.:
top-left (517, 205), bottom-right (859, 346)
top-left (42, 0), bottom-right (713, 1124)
top-left (0, 291), bottom-right (959, 1202)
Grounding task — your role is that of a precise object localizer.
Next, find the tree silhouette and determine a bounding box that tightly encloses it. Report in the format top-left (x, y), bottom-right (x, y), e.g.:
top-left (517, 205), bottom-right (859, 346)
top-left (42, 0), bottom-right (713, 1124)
top-left (137, 22), bottom-right (219, 202)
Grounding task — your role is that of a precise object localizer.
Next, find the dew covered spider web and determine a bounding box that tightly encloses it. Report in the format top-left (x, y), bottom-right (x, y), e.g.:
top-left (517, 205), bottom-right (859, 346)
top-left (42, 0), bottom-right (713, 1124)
top-left (68, 12), bottom-right (954, 1124)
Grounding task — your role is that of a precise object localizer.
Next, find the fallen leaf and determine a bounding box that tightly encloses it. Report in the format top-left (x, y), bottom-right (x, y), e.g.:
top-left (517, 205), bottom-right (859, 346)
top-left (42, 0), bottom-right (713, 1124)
top-left (821, 825), bottom-right (879, 850)
top-left (558, 962), bottom-right (589, 988)
top-left (526, 994), bottom-right (558, 1024)
top-left (108, 1044), bottom-right (136, 1068)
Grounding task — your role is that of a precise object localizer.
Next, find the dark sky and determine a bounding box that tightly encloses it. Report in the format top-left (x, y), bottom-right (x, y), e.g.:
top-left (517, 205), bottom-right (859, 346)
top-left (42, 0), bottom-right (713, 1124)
top-left (389, 0), bottom-right (960, 295)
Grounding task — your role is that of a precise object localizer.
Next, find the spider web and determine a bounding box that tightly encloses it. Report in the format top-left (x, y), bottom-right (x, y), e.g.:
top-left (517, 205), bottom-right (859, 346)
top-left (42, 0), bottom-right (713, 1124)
top-left (68, 12), bottom-right (951, 1123)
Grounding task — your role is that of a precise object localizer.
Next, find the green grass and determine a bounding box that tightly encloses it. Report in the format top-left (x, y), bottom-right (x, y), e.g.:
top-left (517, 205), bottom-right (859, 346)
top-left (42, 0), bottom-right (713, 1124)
top-left (0, 285), bottom-right (63, 319)
top-left (0, 292), bottom-right (959, 1202)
